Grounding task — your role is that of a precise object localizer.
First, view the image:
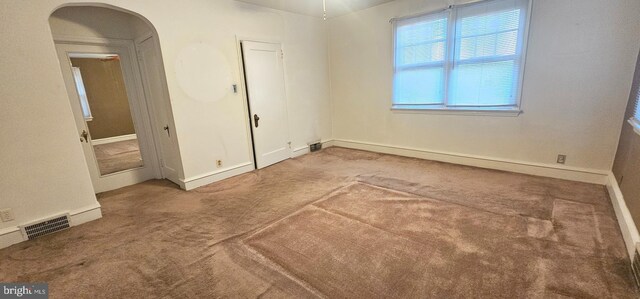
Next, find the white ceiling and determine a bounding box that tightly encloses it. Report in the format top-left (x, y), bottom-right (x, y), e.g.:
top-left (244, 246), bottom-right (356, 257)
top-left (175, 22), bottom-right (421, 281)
top-left (235, 0), bottom-right (396, 18)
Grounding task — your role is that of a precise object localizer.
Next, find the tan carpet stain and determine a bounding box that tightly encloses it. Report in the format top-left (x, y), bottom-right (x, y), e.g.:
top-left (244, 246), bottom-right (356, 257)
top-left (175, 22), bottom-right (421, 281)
top-left (0, 147), bottom-right (636, 298)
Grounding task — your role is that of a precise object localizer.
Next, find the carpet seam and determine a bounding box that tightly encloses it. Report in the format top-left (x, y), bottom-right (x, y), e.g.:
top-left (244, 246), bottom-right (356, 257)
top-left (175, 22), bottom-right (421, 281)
top-left (240, 241), bottom-right (328, 299)
top-left (355, 180), bottom-right (530, 219)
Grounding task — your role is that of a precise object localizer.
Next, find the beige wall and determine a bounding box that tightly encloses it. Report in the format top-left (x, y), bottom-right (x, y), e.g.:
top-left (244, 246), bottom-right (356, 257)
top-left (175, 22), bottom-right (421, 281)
top-left (71, 58), bottom-right (136, 140)
top-left (613, 50), bottom-right (640, 233)
top-left (328, 0), bottom-right (640, 171)
top-left (0, 0), bottom-right (332, 232)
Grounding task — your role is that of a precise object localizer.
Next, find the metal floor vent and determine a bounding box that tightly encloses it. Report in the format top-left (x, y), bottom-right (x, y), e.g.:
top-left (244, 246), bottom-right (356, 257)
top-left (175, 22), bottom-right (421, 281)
top-left (633, 244), bottom-right (640, 289)
top-left (21, 215), bottom-right (70, 240)
top-left (309, 142), bottom-right (322, 152)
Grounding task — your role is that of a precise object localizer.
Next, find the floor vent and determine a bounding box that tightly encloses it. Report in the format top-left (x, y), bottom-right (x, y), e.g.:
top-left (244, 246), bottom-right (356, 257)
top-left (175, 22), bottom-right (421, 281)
top-left (309, 142), bottom-right (322, 152)
top-left (633, 244), bottom-right (640, 289)
top-left (21, 215), bottom-right (70, 240)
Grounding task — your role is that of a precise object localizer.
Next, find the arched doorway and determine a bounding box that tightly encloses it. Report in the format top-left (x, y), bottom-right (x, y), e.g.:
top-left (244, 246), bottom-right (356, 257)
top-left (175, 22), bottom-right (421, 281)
top-left (49, 5), bottom-right (182, 193)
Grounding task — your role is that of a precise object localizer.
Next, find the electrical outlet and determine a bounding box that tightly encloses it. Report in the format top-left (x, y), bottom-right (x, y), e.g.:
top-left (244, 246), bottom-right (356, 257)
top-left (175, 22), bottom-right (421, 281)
top-left (216, 160), bottom-right (223, 168)
top-left (557, 154), bottom-right (567, 164)
top-left (0, 209), bottom-right (15, 222)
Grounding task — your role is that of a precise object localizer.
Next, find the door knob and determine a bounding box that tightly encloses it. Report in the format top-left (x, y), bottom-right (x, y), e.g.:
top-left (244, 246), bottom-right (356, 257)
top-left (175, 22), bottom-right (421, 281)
top-left (254, 114), bottom-right (260, 128)
top-left (80, 130), bottom-right (89, 143)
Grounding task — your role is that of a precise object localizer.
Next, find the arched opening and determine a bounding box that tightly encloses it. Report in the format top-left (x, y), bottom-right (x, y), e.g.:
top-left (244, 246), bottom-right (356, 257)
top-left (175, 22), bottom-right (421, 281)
top-left (49, 5), bottom-right (182, 193)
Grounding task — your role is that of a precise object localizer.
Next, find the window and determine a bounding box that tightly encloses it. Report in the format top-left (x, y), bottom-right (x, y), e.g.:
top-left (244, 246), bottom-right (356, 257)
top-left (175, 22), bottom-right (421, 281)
top-left (71, 67), bottom-right (93, 121)
top-left (392, 0), bottom-right (531, 114)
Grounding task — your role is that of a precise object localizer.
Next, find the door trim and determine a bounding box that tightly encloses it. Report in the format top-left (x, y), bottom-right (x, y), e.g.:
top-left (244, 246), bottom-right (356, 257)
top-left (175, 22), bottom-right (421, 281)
top-left (55, 36), bottom-right (162, 192)
top-left (134, 34), bottom-right (183, 185)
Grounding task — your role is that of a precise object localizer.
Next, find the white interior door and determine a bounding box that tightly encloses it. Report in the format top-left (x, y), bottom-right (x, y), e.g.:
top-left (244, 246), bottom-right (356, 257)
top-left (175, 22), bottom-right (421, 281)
top-left (136, 36), bottom-right (182, 184)
top-left (56, 42), bottom-right (160, 193)
top-left (242, 41), bottom-right (291, 169)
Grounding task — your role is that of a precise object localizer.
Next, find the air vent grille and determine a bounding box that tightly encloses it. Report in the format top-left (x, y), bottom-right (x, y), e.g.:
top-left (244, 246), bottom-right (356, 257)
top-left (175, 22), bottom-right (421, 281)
top-left (22, 215), bottom-right (70, 240)
top-left (633, 244), bottom-right (640, 289)
top-left (309, 142), bottom-right (322, 152)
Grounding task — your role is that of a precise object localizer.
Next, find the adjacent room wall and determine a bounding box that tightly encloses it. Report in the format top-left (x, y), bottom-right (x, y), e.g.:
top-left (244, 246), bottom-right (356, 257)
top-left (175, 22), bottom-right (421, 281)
top-left (328, 0), bottom-right (640, 172)
top-left (613, 50), bottom-right (640, 233)
top-left (0, 0), bottom-right (332, 241)
top-left (71, 58), bottom-right (136, 140)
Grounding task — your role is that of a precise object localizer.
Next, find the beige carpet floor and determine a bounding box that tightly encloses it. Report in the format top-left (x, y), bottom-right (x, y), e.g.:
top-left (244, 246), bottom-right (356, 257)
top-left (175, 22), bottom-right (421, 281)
top-left (93, 139), bottom-right (143, 175)
top-left (0, 147), bottom-right (637, 298)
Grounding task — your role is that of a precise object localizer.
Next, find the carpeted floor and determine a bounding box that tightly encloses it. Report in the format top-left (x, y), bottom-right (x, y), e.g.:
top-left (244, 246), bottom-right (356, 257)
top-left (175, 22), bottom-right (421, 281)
top-left (93, 139), bottom-right (143, 175)
top-left (0, 147), bottom-right (637, 298)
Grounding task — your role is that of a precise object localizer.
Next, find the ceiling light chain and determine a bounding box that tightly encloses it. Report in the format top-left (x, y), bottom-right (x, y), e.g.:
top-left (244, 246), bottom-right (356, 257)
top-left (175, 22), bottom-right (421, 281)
top-left (323, 0), bottom-right (327, 20)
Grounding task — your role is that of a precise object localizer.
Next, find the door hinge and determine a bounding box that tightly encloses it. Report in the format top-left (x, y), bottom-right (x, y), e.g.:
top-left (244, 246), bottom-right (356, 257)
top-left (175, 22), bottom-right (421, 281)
top-left (288, 141), bottom-right (292, 149)
top-left (280, 50), bottom-right (284, 59)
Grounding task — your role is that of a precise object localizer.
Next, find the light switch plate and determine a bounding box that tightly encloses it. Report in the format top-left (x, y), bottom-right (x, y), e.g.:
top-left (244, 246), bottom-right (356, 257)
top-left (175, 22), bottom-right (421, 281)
top-left (0, 209), bottom-right (15, 222)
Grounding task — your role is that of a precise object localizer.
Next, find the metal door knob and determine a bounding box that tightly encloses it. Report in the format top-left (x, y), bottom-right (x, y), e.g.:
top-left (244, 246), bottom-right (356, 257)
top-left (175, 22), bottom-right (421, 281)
top-left (80, 130), bottom-right (89, 143)
top-left (254, 114), bottom-right (260, 128)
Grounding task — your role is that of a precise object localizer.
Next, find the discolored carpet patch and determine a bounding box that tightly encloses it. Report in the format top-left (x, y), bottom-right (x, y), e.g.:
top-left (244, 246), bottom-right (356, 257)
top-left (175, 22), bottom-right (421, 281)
top-left (0, 147), bottom-right (636, 298)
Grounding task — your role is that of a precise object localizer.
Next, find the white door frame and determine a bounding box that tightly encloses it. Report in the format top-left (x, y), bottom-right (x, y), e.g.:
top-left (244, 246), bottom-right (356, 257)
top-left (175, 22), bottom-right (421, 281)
top-left (54, 36), bottom-right (163, 192)
top-left (237, 38), bottom-right (293, 169)
top-left (134, 33), bottom-right (184, 185)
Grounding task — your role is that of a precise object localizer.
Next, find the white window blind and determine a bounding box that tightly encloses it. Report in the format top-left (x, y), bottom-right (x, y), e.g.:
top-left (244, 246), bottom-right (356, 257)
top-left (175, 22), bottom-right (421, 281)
top-left (634, 87), bottom-right (640, 122)
top-left (394, 11), bottom-right (449, 105)
top-left (629, 86), bottom-right (640, 135)
top-left (393, 0), bottom-right (530, 111)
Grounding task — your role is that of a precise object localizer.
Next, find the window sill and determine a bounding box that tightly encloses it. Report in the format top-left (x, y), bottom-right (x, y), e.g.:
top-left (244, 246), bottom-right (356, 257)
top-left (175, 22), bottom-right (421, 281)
top-left (629, 118), bottom-right (640, 136)
top-left (391, 105), bottom-right (522, 117)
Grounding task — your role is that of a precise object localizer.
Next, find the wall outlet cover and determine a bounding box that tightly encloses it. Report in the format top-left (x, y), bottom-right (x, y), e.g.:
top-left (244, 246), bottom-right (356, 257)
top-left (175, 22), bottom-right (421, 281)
top-left (0, 209), bottom-right (15, 222)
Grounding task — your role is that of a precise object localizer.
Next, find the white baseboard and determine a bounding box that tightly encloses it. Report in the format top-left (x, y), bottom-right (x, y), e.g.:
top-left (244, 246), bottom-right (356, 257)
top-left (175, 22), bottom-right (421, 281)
top-left (292, 146), bottom-right (309, 157)
top-left (69, 203), bottom-right (103, 226)
top-left (0, 203), bottom-right (102, 249)
top-left (91, 134), bottom-right (137, 145)
top-left (323, 140), bottom-right (335, 148)
top-left (182, 140), bottom-right (335, 190)
top-left (0, 227), bottom-right (24, 249)
top-left (606, 172), bottom-right (640, 261)
top-left (180, 162), bottom-right (255, 191)
top-left (332, 139), bottom-right (609, 185)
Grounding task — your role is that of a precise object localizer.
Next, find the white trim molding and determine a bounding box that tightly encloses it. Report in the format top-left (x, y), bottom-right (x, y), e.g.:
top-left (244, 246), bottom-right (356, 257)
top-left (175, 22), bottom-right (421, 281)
top-left (606, 172), bottom-right (640, 261)
top-left (91, 134), bottom-right (137, 145)
top-left (0, 227), bottom-right (24, 249)
top-left (180, 162), bottom-right (255, 191)
top-left (181, 140), bottom-right (335, 190)
top-left (0, 204), bottom-right (102, 249)
top-left (332, 139), bottom-right (609, 185)
top-left (391, 106), bottom-right (522, 117)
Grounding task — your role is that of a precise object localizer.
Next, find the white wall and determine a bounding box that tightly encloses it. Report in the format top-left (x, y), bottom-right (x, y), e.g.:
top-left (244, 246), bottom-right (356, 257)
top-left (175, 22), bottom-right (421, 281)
top-left (0, 0), bottom-right (332, 236)
top-left (328, 0), bottom-right (640, 171)
top-left (49, 6), bottom-right (150, 39)
top-left (152, 1), bottom-right (332, 184)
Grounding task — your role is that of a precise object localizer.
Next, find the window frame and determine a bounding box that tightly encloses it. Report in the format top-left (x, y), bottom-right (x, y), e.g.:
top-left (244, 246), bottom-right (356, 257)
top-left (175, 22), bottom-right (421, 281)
top-left (629, 88), bottom-right (640, 135)
top-left (71, 67), bottom-right (94, 121)
top-left (391, 0), bottom-right (532, 116)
